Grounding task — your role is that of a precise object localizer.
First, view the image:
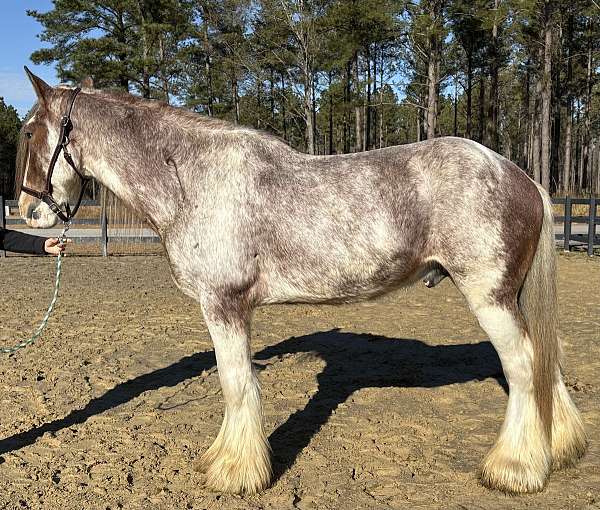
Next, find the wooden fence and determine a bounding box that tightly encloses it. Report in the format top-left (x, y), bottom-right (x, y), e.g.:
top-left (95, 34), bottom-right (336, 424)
top-left (552, 197), bottom-right (598, 256)
top-left (0, 194), bottom-right (160, 257)
top-left (1, 195), bottom-right (598, 257)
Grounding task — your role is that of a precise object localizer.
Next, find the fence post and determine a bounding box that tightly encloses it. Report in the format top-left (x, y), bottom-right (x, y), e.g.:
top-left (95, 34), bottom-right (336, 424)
top-left (563, 196), bottom-right (572, 252)
top-left (588, 196), bottom-right (597, 257)
top-left (101, 187), bottom-right (108, 257)
top-left (0, 195), bottom-right (5, 258)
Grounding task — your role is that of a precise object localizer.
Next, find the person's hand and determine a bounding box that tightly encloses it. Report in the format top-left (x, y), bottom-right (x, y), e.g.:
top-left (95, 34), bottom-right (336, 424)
top-left (44, 238), bottom-right (68, 255)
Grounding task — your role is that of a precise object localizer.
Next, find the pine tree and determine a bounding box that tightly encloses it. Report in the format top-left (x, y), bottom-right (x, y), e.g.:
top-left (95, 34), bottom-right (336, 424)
top-left (0, 99), bottom-right (22, 197)
top-left (29, 0), bottom-right (193, 98)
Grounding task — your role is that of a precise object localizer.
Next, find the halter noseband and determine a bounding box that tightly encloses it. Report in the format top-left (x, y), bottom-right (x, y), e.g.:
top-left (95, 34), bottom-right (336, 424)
top-left (21, 87), bottom-right (89, 223)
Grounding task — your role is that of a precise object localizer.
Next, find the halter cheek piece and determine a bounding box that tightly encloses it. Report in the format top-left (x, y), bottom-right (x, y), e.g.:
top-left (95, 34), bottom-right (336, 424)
top-left (21, 87), bottom-right (89, 223)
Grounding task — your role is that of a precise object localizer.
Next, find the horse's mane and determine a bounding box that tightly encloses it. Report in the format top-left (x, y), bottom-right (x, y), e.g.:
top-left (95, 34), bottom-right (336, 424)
top-left (14, 103), bottom-right (38, 198)
top-left (84, 88), bottom-right (267, 135)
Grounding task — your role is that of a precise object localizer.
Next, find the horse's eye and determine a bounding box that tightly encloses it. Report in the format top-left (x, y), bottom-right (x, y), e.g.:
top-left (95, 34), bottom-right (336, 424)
top-left (25, 132), bottom-right (33, 139)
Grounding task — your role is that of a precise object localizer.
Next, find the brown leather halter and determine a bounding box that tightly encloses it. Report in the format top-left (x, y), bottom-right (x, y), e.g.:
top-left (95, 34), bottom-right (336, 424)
top-left (21, 87), bottom-right (89, 223)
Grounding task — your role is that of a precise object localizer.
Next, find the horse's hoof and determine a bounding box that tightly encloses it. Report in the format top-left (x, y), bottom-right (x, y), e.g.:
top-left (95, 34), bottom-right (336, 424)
top-left (479, 454), bottom-right (549, 494)
top-left (195, 432), bottom-right (272, 495)
top-left (551, 379), bottom-right (588, 470)
top-left (552, 433), bottom-right (587, 470)
top-left (197, 451), bottom-right (272, 495)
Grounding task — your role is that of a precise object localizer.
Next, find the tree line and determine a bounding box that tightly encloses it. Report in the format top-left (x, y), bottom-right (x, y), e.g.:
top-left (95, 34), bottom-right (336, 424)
top-left (1, 0), bottom-right (599, 197)
top-left (0, 99), bottom-right (21, 197)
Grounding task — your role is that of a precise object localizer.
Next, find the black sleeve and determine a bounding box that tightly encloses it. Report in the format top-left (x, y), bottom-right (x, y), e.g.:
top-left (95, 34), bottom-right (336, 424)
top-left (0, 228), bottom-right (47, 255)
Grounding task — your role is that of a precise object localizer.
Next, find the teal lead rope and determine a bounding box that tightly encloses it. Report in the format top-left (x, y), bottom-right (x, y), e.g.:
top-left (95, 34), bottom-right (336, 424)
top-left (0, 221), bottom-right (70, 354)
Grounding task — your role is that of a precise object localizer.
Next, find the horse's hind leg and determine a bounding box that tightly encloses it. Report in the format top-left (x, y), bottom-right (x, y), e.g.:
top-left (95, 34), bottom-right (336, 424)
top-left (469, 301), bottom-right (552, 493)
top-left (195, 296), bottom-right (272, 494)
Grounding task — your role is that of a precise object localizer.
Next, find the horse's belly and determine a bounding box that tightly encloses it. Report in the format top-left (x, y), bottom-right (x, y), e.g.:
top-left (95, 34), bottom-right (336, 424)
top-left (261, 249), bottom-right (420, 304)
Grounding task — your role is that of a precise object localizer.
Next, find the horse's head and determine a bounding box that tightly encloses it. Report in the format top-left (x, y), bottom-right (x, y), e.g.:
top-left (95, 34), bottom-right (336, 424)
top-left (16, 68), bottom-right (90, 228)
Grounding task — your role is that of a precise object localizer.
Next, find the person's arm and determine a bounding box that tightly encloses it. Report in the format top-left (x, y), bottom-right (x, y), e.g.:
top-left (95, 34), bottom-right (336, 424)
top-left (0, 228), bottom-right (47, 255)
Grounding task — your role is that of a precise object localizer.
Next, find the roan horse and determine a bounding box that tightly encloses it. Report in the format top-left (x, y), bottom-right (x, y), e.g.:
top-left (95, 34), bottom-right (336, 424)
top-left (16, 69), bottom-right (586, 496)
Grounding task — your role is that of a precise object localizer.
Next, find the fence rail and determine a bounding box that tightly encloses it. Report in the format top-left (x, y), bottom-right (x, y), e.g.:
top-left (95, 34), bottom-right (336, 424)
top-left (552, 197), bottom-right (598, 256)
top-left (1, 195), bottom-right (598, 257)
top-left (1, 195), bottom-right (160, 257)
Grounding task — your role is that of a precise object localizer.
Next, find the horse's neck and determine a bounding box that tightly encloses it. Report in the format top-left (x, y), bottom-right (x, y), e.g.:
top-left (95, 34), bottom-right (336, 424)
top-left (81, 114), bottom-right (185, 232)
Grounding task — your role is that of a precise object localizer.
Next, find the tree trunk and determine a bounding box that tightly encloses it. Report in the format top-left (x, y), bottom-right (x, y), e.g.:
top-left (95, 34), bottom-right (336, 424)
top-left (141, 31), bottom-right (150, 97)
top-left (579, 135), bottom-right (586, 191)
top-left (564, 100), bottom-right (573, 194)
top-left (344, 60), bottom-right (351, 154)
top-left (576, 100), bottom-right (582, 191)
top-left (523, 60), bottom-right (530, 171)
top-left (269, 69), bottom-right (275, 122)
top-left (426, 46), bottom-right (438, 139)
top-left (256, 79), bottom-right (262, 129)
top-left (487, 0), bottom-right (500, 151)
top-left (328, 70), bottom-right (334, 155)
top-left (365, 45), bottom-right (372, 150)
top-left (453, 74), bottom-right (458, 136)
top-left (466, 51), bottom-right (473, 138)
top-left (589, 139), bottom-right (597, 193)
top-left (232, 77), bottom-right (240, 124)
top-left (158, 35), bottom-right (169, 103)
top-left (280, 73), bottom-right (288, 142)
top-left (540, 0), bottom-right (553, 192)
top-left (583, 21), bottom-right (593, 191)
top-left (551, 48), bottom-right (561, 193)
top-left (137, 1), bottom-right (151, 99)
top-left (379, 48), bottom-right (384, 149)
top-left (312, 73), bottom-right (317, 154)
top-left (116, 11), bottom-right (129, 91)
top-left (532, 74), bottom-right (543, 184)
top-left (372, 46), bottom-right (378, 150)
top-left (379, 102), bottom-right (384, 149)
top-left (304, 64), bottom-right (315, 155)
top-left (204, 25), bottom-right (213, 116)
top-left (354, 52), bottom-right (364, 152)
top-left (562, 11), bottom-right (573, 192)
top-left (426, 0), bottom-right (441, 140)
top-left (478, 74), bottom-right (486, 144)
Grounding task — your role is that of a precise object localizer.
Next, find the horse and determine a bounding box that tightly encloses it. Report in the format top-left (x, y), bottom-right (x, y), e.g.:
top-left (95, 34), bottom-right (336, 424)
top-left (16, 69), bottom-right (586, 496)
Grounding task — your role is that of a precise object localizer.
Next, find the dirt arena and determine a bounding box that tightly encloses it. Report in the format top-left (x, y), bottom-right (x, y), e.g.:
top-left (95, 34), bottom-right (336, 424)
top-left (0, 254), bottom-right (598, 510)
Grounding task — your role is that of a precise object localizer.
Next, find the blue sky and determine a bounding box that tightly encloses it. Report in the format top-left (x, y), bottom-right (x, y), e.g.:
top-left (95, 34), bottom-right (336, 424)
top-left (0, 1), bottom-right (58, 116)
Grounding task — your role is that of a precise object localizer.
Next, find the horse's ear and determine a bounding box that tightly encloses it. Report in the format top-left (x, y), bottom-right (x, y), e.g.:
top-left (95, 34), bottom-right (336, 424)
top-left (81, 76), bottom-right (94, 89)
top-left (24, 66), bottom-right (51, 106)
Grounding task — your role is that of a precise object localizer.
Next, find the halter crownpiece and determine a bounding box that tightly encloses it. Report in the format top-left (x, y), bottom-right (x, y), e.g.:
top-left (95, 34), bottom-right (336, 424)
top-left (21, 87), bottom-right (89, 223)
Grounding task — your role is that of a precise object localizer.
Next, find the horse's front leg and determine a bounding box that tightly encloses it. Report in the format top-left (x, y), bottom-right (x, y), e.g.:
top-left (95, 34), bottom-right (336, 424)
top-left (195, 295), bottom-right (272, 495)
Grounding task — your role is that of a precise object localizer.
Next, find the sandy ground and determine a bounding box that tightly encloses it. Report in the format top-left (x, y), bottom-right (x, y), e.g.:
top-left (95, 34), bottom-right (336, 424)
top-left (0, 254), bottom-right (598, 510)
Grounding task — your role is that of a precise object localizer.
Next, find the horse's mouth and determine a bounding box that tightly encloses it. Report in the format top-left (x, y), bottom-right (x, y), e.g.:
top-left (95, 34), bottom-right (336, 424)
top-left (25, 205), bottom-right (61, 229)
top-left (26, 217), bottom-right (56, 229)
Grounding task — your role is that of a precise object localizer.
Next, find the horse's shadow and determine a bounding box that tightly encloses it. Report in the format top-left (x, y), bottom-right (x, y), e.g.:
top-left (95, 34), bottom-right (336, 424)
top-left (0, 330), bottom-right (506, 481)
top-left (254, 330), bottom-right (506, 481)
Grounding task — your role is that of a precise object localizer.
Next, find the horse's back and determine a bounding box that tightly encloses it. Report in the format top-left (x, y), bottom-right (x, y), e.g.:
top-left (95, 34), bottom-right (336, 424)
top-left (253, 137), bottom-right (543, 304)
